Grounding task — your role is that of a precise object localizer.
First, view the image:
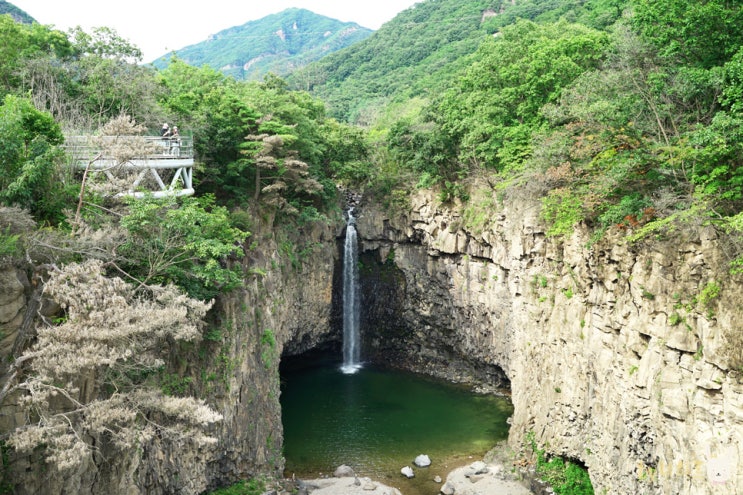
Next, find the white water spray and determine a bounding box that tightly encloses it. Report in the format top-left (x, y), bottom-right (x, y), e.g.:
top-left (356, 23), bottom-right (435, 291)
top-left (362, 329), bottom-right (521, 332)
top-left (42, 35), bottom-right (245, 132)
top-left (341, 208), bottom-right (361, 374)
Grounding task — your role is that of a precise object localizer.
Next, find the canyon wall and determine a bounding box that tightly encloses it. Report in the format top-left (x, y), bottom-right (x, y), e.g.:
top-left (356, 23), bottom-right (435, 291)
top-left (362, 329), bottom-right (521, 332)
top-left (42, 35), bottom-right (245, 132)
top-left (3, 186), bottom-right (742, 495)
top-left (356, 190), bottom-right (743, 495)
top-left (0, 217), bottom-right (341, 494)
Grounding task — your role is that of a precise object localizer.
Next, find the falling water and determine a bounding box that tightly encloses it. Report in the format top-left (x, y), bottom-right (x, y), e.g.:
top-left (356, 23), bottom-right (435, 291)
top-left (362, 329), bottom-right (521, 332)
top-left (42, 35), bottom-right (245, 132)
top-left (341, 208), bottom-right (361, 374)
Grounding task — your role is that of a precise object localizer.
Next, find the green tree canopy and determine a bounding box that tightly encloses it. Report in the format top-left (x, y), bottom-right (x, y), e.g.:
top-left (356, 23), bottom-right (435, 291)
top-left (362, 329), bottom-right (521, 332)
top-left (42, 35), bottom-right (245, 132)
top-left (0, 94), bottom-right (70, 225)
top-left (631, 0), bottom-right (743, 69)
top-left (118, 194), bottom-right (249, 300)
top-left (412, 19), bottom-right (609, 175)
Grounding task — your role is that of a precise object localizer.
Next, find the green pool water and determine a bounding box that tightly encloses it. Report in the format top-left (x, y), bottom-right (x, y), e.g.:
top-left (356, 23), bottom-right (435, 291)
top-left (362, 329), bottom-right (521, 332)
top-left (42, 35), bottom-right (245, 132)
top-left (280, 361), bottom-right (513, 495)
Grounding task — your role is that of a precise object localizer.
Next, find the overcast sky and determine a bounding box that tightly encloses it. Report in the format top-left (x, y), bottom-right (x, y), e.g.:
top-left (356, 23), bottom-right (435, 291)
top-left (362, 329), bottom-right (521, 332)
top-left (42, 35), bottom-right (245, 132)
top-left (11, 0), bottom-right (420, 62)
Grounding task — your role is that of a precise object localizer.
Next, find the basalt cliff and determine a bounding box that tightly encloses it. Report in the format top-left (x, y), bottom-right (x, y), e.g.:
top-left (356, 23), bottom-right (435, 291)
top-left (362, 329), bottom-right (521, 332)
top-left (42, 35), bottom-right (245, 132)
top-left (1, 189), bottom-right (742, 495)
top-left (355, 189), bottom-right (743, 495)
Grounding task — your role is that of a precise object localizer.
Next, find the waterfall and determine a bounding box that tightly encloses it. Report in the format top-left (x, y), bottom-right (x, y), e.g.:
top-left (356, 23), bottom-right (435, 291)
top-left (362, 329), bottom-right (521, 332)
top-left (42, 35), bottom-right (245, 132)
top-left (341, 208), bottom-right (361, 374)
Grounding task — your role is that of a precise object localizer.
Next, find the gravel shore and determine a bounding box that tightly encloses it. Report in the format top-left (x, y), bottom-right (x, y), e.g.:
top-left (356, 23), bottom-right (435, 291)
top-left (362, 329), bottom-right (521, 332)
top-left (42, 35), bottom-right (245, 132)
top-left (297, 442), bottom-right (534, 495)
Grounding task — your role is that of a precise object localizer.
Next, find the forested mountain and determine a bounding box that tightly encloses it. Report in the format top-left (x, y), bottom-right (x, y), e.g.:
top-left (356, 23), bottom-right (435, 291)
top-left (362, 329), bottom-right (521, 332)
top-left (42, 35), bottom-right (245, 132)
top-left (0, 0), bottom-right (33, 23)
top-left (293, 0), bottom-right (625, 122)
top-left (151, 8), bottom-right (373, 81)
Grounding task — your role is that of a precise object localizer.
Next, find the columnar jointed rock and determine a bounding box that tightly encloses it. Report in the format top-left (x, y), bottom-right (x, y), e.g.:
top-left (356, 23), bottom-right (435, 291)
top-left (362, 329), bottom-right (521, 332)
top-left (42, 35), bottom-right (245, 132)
top-left (1, 217), bottom-right (342, 494)
top-left (356, 189), bottom-right (743, 495)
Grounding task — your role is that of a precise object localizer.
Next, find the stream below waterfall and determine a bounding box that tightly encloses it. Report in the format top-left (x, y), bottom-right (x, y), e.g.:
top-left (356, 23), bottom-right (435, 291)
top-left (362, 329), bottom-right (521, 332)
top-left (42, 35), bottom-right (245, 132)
top-left (280, 357), bottom-right (513, 495)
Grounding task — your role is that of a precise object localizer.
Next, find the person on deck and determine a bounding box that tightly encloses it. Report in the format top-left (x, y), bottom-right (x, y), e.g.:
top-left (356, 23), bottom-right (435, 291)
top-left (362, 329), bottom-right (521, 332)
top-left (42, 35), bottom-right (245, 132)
top-left (170, 126), bottom-right (181, 156)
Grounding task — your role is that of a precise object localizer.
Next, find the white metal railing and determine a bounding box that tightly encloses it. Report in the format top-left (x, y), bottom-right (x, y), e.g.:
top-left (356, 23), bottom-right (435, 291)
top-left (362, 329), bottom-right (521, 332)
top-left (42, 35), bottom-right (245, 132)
top-left (65, 135), bottom-right (196, 198)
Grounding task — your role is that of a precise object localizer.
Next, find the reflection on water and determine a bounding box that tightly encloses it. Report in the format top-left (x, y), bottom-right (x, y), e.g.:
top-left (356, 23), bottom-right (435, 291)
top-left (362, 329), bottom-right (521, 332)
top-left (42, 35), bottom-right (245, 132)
top-left (280, 362), bottom-right (513, 494)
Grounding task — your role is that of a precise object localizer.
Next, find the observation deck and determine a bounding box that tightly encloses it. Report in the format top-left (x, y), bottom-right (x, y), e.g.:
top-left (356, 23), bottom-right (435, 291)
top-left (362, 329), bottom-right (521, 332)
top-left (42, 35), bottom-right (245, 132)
top-left (65, 135), bottom-right (195, 198)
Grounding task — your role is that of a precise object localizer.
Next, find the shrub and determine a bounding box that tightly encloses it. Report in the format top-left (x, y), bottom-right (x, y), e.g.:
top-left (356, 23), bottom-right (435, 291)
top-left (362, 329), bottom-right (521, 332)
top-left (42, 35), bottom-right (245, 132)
top-left (527, 432), bottom-right (594, 495)
top-left (541, 187), bottom-right (584, 237)
top-left (206, 478), bottom-right (266, 495)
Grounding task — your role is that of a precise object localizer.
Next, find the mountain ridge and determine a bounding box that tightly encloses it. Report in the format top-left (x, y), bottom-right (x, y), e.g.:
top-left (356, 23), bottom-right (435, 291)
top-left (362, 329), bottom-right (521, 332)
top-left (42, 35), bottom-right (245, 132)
top-left (151, 8), bottom-right (373, 81)
top-left (0, 0), bottom-right (34, 23)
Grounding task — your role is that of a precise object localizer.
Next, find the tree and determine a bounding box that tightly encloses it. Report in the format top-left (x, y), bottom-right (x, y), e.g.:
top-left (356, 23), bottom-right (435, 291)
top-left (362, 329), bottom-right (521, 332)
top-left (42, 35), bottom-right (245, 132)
top-left (631, 0), bottom-right (743, 69)
top-left (157, 60), bottom-right (263, 204)
top-left (68, 26), bottom-right (142, 62)
top-left (0, 15), bottom-right (72, 95)
top-left (0, 94), bottom-right (71, 225)
top-left (70, 113), bottom-right (164, 229)
top-left (118, 194), bottom-right (249, 300)
top-left (3, 260), bottom-right (222, 472)
top-left (242, 131), bottom-right (323, 215)
top-left (429, 19), bottom-right (609, 170)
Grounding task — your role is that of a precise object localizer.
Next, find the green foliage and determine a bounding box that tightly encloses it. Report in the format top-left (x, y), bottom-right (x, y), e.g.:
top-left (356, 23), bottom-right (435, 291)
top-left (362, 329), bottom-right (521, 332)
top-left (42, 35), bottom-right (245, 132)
top-left (203, 328), bottom-right (225, 342)
top-left (597, 193), bottom-right (652, 229)
top-left (0, 4), bottom-right (34, 24)
top-left (721, 47), bottom-right (743, 114)
top-left (260, 329), bottom-right (277, 370)
top-left (686, 112), bottom-right (743, 205)
top-left (433, 19), bottom-right (609, 170)
top-left (0, 95), bottom-right (71, 225)
top-left (318, 118), bottom-right (371, 185)
top-left (668, 312), bottom-right (683, 327)
top-left (119, 195), bottom-right (249, 299)
top-left (278, 238), bottom-right (320, 270)
top-left (527, 431), bottom-right (594, 495)
top-left (0, 440), bottom-right (13, 494)
top-left (631, 0), bottom-right (743, 69)
top-left (387, 117), bottom-right (461, 185)
top-left (69, 26), bottom-right (143, 61)
top-left (541, 188), bottom-right (584, 237)
top-left (298, 0), bottom-right (502, 122)
top-left (486, 0), bottom-right (625, 30)
top-left (0, 228), bottom-right (20, 259)
top-left (462, 190), bottom-right (497, 234)
top-left (731, 257), bottom-right (743, 276)
top-left (159, 373), bottom-right (194, 397)
top-left (204, 478), bottom-right (266, 495)
top-left (0, 15), bottom-right (72, 93)
top-left (158, 64), bottom-right (362, 210)
top-left (698, 281), bottom-right (721, 308)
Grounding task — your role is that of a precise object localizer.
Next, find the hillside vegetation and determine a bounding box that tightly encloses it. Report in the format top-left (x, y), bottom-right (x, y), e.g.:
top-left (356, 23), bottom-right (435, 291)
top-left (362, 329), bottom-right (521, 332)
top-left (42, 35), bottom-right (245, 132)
top-left (2, 0), bottom-right (743, 490)
top-left (292, 0), bottom-right (624, 123)
top-left (151, 8), bottom-right (373, 81)
top-left (322, 0), bottom-right (743, 278)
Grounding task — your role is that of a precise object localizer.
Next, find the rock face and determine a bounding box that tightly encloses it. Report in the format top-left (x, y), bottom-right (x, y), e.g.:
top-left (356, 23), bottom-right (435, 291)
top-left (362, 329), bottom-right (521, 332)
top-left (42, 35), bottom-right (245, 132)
top-left (3, 185), bottom-right (743, 495)
top-left (355, 190), bottom-right (743, 495)
top-left (0, 217), bottom-right (341, 495)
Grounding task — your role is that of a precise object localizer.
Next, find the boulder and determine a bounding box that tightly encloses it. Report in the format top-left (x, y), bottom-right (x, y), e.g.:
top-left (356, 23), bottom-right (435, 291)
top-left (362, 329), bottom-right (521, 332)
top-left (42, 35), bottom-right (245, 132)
top-left (467, 461), bottom-right (488, 475)
top-left (414, 454), bottom-right (431, 467)
top-left (401, 466), bottom-right (415, 478)
top-left (333, 464), bottom-right (355, 478)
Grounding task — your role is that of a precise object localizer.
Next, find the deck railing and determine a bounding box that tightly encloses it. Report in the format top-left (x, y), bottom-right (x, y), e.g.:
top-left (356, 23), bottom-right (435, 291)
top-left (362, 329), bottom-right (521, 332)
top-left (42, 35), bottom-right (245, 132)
top-left (65, 135), bottom-right (196, 198)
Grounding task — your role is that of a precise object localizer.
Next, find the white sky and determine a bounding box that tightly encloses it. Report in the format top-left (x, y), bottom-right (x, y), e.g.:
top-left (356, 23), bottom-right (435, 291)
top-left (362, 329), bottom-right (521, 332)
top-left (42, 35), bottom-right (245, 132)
top-left (11, 1), bottom-right (420, 62)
